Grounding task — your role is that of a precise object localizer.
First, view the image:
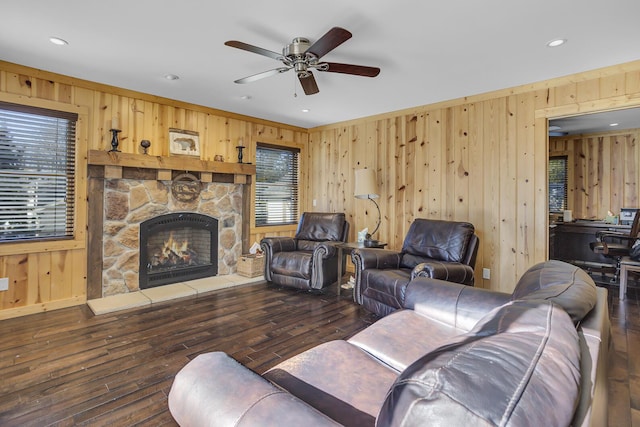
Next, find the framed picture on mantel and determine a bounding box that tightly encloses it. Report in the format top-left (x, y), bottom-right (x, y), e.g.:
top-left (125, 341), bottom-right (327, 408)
top-left (169, 128), bottom-right (200, 157)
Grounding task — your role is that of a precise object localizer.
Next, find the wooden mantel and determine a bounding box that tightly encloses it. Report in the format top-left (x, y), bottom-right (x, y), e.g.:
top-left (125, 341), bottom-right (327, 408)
top-left (88, 150), bottom-right (256, 183)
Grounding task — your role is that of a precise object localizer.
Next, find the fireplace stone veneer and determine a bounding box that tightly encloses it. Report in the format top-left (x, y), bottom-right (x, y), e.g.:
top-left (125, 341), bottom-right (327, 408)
top-left (102, 178), bottom-right (243, 297)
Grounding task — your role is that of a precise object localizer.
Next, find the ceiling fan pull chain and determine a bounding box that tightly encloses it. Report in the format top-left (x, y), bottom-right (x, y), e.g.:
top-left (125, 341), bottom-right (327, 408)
top-left (293, 74), bottom-right (297, 98)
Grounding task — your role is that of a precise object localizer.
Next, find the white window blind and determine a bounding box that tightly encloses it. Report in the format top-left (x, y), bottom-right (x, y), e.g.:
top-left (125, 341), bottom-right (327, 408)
top-left (0, 102), bottom-right (77, 242)
top-left (549, 156), bottom-right (568, 213)
top-left (255, 144), bottom-right (299, 226)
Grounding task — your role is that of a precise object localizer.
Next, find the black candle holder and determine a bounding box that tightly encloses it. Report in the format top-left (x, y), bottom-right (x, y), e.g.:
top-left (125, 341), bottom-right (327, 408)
top-left (236, 145), bottom-right (245, 163)
top-left (109, 128), bottom-right (121, 152)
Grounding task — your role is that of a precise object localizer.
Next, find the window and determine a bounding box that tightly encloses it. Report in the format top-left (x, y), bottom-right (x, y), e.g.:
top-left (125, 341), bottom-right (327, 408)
top-left (549, 156), bottom-right (568, 213)
top-left (0, 102), bottom-right (77, 242)
top-left (255, 143), bottom-right (299, 226)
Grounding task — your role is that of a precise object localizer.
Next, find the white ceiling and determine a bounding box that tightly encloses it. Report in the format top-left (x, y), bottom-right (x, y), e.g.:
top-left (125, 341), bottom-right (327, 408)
top-left (550, 107), bottom-right (640, 135)
top-left (1, 0), bottom-right (640, 129)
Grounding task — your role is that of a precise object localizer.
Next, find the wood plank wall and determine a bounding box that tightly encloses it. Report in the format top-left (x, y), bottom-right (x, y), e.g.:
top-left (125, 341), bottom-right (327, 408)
top-left (309, 62), bottom-right (640, 293)
top-left (1, 58), bottom-right (640, 317)
top-left (0, 61), bottom-right (307, 319)
top-left (550, 129), bottom-right (640, 219)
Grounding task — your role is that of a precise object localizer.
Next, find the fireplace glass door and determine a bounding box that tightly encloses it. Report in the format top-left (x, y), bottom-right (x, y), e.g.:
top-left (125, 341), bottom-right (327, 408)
top-left (139, 213), bottom-right (218, 288)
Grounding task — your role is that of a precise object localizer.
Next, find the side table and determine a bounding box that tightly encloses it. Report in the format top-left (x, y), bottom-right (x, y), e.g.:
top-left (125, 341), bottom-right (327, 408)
top-left (620, 257), bottom-right (640, 300)
top-left (336, 241), bottom-right (387, 296)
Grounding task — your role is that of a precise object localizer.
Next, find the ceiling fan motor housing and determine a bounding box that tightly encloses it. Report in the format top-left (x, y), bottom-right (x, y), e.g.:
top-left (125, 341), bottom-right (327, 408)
top-left (284, 37), bottom-right (311, 57)
top-left (284, 38), bottom-right (315, 78)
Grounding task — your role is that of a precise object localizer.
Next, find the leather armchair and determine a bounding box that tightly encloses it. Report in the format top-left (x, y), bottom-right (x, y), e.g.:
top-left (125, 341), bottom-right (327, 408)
top-left (351, 218), bottom-right (478, 316)
top-left (261, 212), bottom-right (349, 291)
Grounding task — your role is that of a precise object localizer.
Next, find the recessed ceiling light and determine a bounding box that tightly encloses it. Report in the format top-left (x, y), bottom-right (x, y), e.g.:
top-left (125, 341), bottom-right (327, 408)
top-left (240, 95), bottom-right (252, 100)
top-left (610, 123), bottom-right (619, 127)
top-left (164, 74), bottom-right (179, 80)
top-left (301, 109), bottom-right (310, 113)
top-left (49, 37), bottom-right (68, 46)
top-left (546, 38), bottom-right (567, 48)
top-left (549, 125), bottom-right (562, 131)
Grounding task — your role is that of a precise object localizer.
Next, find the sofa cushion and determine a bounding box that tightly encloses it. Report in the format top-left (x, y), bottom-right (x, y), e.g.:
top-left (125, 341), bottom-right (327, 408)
top-left (271, 251), bottom-right (312, 279)
top-left (401, 219), bottom-right (474, 263)
top-left (377, 300), bottom-right (581, 427)
top-left (511, 260), bottom-right (597, 323)
top-left (264, 340), bottom-right (397, 427)
top-left (348, 310), bottom-right (463, 372)
top-left (361, 268), bottom-right (412, 312)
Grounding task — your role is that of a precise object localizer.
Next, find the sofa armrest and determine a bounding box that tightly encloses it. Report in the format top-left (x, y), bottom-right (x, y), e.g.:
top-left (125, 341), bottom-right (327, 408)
top-left (404, 277), bottom-right (511, 331)
top-left (351, 248), bottom-right (402, 270)
top-left (572, 287), bottom-right (610, 427)
top-left (261, 237), bottom-right (296, 254)
top-left (411, 261), bottom-right (475, 285)
top-left (168, 352), bottom-right (340, 427)
top-left (351, 248), bottom-right (403, 304)
top-left (313, 241), bottom-right (339, 259)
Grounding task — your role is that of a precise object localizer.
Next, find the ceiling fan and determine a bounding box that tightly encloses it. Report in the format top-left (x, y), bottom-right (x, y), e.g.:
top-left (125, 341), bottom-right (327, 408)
top-left (224, 27), bottom-right (380, 95)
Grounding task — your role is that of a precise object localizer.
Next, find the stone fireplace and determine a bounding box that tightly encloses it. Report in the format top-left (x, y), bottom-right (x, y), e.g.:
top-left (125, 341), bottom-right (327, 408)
top-left (100, 177), bottom-right (243, 297)
top-left (87, 151), bottom-right (255, 300)
top-left (139, 212), bottom-right (218, 289)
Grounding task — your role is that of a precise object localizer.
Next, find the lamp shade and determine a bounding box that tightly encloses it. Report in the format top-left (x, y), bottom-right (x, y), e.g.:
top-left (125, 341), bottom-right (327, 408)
top-left (354, 169), bottom-right (379, 199)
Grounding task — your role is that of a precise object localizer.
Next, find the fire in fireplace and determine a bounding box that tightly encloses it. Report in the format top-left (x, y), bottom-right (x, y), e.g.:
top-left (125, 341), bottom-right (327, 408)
top-left (139, 212), bottom-right (218, 288)
top-left (150, 231), bottom-right (202, 270)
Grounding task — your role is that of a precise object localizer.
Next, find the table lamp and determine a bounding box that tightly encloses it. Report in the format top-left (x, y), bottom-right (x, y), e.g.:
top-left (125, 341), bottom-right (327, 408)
top-left (354, 168), bottom-right (381, 245)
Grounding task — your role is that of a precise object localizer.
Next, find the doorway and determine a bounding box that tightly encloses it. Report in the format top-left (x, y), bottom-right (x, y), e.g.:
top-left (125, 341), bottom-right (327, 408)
top-left (545, 106), bottom-right (640, 283)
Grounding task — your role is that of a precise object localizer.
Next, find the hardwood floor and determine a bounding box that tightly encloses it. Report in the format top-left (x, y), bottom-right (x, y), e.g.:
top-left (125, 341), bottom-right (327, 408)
top-left (0, 279), bottom-right (636, 426)
top-left (606, 281), bottom-right (640, 427)
top-left (0, 283), bottom-right (377, 426)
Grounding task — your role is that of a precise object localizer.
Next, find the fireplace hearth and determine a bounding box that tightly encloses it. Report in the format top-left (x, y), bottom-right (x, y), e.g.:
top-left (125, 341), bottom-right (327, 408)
top-left (139, 212), bottom-right (218, 289)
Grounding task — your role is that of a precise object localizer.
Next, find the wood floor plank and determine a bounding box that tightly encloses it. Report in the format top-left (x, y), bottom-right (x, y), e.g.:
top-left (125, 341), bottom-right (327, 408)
top-left (0, 280), bottom-right (634, 426)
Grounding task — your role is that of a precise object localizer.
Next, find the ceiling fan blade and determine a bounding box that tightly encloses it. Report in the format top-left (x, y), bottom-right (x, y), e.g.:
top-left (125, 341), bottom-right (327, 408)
top-left (298, 72), bottom-right (319, 95)
top-left (234, 67), bottom-right (291, 84)
top-left (321, 62), bottom-right (381, 77)
top-left (305, 27), bottom-right (352, 59)
top-left (225, 40), bottom-right (283, 61)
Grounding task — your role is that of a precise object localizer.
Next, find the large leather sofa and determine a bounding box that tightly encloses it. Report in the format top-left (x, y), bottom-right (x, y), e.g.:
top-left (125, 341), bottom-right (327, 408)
top-left (168, 260), bottom-right (609, 426)
top-left (352, 218), bottom-right (479, 317)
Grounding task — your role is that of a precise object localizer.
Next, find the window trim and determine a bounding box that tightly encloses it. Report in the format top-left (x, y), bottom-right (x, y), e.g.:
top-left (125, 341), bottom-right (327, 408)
top-left (0, 93), bottom-right (87, 256)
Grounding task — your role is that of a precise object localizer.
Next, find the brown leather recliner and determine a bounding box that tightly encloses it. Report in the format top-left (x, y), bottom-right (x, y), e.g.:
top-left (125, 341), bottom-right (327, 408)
top-left (352, 218), bottom-right (478, 317)
top-left (261, 212), bottom-right (349, 291)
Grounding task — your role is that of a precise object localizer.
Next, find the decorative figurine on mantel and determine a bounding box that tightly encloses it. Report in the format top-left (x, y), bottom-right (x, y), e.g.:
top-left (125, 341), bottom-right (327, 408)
top-left (140, 139), bottom-right (151, 154)
top-left (109, 117), bottom-right (121, 152)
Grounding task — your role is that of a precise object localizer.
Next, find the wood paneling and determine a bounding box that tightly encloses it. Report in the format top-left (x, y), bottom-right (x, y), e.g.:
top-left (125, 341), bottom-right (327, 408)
top-left (2, 57), bottom-right (640, 316)
top-left (0, 61), bottom-right (307, 319)
top-left (309, 61), bottom-right (640, 293)
top-left (550, 128), bottom-right (640, 219)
